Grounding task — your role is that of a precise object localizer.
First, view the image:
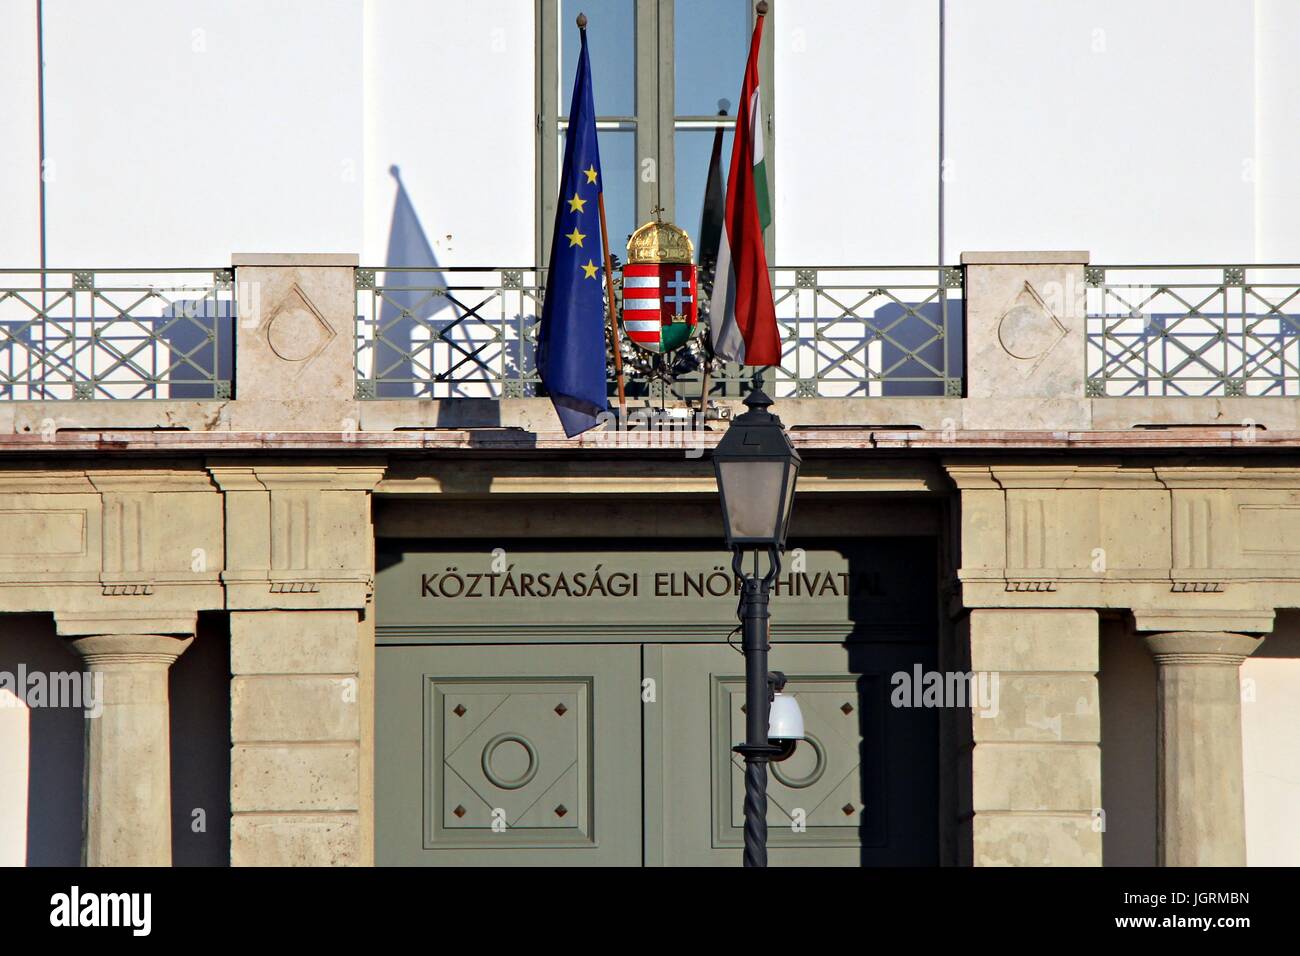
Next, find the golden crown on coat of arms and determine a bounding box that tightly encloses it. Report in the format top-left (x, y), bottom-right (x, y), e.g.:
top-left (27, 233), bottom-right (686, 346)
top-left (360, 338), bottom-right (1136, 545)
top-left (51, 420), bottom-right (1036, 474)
top-left (626, 208), bottom-right (694, 265)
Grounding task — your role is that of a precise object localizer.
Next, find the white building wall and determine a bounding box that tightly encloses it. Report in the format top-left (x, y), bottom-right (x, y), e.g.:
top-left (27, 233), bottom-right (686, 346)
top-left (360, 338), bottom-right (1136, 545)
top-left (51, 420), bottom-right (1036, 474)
top-left (772, 0), bottom-right (939, 264)
top-left (944, 0), bottom-right (1256, 263)
top-left (0, 2), bottom-right (41, 268)
top-left (1241, 618), bottom-right (1300, 867)
top-left (0, 691), bottom-right (28, 866)
top-left (38, 0), bottom-right (366, 266)
top-left (1254, 0), bottom-right (1300, 261)
top-left (2, 0), bottom-right (1297, 268)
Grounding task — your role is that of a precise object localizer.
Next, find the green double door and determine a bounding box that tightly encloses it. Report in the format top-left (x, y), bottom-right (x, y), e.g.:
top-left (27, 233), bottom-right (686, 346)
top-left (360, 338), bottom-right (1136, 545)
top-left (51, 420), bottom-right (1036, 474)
top-left (376, 640), bottom-right (938, 866)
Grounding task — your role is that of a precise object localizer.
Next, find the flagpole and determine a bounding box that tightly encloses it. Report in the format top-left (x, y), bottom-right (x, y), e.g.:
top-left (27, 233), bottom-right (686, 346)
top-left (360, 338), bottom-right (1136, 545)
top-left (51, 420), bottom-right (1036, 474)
top-left (698, 356), bottom-right (711, 422)
top-left (578, 13), bottom-right (628, 427)
top-left (597, 192), bottom-right (627, 425)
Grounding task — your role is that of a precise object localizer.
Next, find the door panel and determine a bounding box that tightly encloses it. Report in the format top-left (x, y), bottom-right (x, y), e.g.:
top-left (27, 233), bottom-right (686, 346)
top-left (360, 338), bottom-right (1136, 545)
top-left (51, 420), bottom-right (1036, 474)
top-left (719, 674), bottom-right (885, 847)
top-left (660, 643), bottom-right (938, 866)
top-left (376, 644), bottom-right (642, 866)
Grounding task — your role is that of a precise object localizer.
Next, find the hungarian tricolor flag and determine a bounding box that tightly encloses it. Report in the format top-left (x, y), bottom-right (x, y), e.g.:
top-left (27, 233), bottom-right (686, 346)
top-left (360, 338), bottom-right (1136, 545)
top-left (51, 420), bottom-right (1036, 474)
top-left (708, 10), bottom-right (778, 366)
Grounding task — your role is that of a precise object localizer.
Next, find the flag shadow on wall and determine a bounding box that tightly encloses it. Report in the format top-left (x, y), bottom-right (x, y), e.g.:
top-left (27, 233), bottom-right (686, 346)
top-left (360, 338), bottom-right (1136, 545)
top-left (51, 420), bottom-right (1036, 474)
top-left (367, 167), bottom-right (521, 422)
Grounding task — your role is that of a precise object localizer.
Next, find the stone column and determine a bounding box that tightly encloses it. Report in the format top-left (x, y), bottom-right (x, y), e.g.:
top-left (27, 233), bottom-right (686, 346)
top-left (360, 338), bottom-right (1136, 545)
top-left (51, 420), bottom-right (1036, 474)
top-left (960, 608), bottom-right (1102, 866)
top-left (60, 620), bottom-right (195, 866)
top-left (1143, 630), bottom-right (1263, 866)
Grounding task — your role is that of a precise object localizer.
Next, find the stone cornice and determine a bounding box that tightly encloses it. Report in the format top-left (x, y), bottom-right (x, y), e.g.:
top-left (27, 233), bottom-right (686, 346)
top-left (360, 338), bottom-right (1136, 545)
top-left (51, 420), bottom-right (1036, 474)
top-left (88, 470), bottom-right (219, 494)
top-left (0, 428), bottom-right (1297, 455)
top-left (376, 459), bottom-right (944, 496)
top-left (207, 460), bottom-right (387, 492)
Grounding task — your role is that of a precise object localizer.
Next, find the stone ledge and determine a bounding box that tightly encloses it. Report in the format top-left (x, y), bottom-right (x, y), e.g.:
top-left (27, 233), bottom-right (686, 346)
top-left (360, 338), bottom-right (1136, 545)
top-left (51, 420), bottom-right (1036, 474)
top-left (231, 253), bottom-right (359, 267)
top-left (0, 425), bottom-right (1297, 453)
top-left (961, 251), bottom-right (1090, 265)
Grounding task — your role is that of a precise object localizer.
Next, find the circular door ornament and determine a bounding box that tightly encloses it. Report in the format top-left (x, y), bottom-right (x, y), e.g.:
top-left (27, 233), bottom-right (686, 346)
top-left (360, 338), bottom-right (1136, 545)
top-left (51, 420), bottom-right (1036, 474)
top-left (480, 733), bottom-right (539, 790)
top-left (620, 215), bottom-right (699, 355)
top-left (770, 733), bottom-right (827, 790)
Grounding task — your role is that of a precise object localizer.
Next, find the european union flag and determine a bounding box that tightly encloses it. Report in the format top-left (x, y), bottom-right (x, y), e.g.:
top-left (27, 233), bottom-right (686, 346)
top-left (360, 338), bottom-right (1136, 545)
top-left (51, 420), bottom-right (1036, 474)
top-left (537, 26), bottom-right (609, 437)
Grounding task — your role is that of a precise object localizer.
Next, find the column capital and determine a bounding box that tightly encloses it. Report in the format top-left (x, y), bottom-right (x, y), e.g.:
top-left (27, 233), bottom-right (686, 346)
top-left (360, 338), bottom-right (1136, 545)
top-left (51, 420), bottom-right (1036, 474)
top-left (68, 633), bottom-right (193, 667)
top-left (1144, 630), bottom-right (1264, 666)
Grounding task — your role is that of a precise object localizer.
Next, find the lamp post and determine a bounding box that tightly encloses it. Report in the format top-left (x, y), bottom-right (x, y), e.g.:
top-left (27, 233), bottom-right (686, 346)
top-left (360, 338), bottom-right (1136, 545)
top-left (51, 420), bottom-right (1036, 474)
top-left (711, 387), bottom-right (802, 867)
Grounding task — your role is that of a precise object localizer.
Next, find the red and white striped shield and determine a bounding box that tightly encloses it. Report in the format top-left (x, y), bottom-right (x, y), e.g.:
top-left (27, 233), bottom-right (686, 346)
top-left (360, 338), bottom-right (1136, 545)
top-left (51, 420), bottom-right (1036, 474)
top-left (620, 262), bottom-right (699, 354)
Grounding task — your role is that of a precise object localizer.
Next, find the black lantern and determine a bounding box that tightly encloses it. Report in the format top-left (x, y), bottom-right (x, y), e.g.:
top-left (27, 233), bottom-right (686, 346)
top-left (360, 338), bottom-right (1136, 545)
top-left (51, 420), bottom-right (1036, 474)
top-left (711, 386), bottom-right (802, 868)
top-left (712, 388), bottom-right (801, 552)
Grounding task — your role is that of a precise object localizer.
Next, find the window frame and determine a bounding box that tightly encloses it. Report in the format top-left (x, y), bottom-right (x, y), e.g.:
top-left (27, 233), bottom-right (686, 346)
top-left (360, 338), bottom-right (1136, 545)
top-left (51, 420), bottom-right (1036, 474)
top-left (536, 0), bottom-right (775, 266)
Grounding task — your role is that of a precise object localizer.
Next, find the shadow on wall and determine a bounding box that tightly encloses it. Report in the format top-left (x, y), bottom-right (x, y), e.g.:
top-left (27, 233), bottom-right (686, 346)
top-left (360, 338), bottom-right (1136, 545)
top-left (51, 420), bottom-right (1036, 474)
top-left (1099, 614), bottom-right (1157, 867)
top-left (0, 611), bottom-right (231, 867)
top-left (0, 614), bottom-right (85, 866)
top-left (170, 611), bottom-right (231, 866)
top-left (872, 300), bottom-right (965, 397)
top-left (1101, 612), bottom-right (1300, 868)
top-left (839, 536), bottom-right (940, 865)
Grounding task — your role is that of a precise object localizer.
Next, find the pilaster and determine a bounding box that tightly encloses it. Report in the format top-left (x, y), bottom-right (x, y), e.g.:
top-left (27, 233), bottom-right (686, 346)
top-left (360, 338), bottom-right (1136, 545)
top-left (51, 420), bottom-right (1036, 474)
top-left (959, 608), bottom-right (1102, 866)
top-left (210, 460), bottom-right (383, 866)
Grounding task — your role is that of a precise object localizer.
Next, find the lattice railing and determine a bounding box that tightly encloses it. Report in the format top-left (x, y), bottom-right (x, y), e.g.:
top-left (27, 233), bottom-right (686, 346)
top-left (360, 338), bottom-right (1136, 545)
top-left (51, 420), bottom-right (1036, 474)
top-left (0, 269), bottom-right (234, 400)
top-left (1086, 265), bottom-right (1300, 397)
top-left (354, 265), bottom-right (964, 400)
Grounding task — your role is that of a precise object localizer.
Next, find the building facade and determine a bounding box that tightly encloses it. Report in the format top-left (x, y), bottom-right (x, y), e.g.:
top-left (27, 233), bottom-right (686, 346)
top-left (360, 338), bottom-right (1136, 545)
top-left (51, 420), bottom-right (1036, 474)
top-left (0, 251), bottom-right (1296, 866)
top-left (1, 1), bottom-right (1299, 867)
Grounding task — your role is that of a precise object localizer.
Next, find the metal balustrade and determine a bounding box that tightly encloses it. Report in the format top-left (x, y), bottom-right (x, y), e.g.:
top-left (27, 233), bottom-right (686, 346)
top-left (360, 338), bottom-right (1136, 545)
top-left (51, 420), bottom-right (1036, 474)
top-left (353, 265), bottom-right (965, 400)
top-left (0, 269), bottom-right (234, 400)
top-left (1086, 265), bottom-right (1300, 397)
top-left (8, 263), bottom-right (1300, 402)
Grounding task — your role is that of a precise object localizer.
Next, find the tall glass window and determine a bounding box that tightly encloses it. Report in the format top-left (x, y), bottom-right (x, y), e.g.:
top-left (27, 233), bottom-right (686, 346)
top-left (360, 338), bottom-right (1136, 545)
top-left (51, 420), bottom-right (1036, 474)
top-left (556, 0), bottom-right (639, 256)
top-left (673, 0), bottom-right (748, 251)
top-left (540, 0), bottom-right (771, 264)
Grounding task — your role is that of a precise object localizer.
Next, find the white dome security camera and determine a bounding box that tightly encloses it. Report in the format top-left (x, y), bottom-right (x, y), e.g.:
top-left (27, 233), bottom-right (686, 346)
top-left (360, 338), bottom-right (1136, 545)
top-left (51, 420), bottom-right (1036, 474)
top-left (768, 691), bottom-right (804, 741)
top-left (767, 672), bottom-right (804, 762)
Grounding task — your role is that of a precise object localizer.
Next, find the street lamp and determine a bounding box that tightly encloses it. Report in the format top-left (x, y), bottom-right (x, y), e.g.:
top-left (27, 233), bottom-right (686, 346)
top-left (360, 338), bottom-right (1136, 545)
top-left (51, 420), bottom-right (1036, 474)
top-left (712, 387), bottom-right (803, 867)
